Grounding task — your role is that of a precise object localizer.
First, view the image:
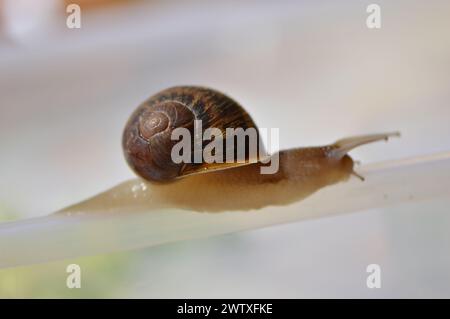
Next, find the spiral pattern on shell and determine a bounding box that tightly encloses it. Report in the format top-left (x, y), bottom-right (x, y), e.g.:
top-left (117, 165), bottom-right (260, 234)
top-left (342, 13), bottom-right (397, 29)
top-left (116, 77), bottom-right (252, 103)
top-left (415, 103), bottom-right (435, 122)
top-left (122, 86), bottom-right (260, 182)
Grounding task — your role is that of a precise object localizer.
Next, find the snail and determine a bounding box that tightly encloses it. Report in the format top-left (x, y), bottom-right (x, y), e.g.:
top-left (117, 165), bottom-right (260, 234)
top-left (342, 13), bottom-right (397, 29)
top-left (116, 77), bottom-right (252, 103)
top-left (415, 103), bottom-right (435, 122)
top-left (120, 86), bottom-right (399, 212)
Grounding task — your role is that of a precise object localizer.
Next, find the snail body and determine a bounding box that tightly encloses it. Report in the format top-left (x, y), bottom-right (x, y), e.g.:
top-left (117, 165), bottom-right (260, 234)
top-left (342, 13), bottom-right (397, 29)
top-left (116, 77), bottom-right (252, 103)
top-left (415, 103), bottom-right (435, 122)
top-left (121, 86), bottom-right (398, 211)
top-left (147, 148), bottom-right (355, 211)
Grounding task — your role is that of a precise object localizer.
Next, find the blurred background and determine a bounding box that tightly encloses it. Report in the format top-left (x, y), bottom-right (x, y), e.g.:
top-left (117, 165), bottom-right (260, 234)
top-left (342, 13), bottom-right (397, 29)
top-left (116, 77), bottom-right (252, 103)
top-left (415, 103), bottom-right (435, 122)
top-left (1, 0), bottom-right (450, 298)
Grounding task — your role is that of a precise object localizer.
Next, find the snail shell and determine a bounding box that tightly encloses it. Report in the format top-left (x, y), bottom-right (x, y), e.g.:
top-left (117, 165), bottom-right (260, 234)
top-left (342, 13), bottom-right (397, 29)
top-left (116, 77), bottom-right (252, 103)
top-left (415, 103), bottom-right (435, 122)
top-left (122, 86), bottom-right (264, 182)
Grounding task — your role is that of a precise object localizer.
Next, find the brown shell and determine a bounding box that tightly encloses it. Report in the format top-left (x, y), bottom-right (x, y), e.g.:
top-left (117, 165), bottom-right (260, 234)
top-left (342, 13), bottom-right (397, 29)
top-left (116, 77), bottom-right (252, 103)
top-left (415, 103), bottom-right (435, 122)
top-left (122, 86), bottom-right (263, 182)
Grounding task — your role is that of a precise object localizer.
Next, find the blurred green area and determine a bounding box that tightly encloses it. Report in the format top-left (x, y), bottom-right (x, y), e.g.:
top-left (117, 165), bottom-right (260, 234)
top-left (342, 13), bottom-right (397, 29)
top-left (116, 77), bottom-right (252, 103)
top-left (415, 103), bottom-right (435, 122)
top-left (0, 206), bottom-right (131, 298)
top-left (0, 202), bottom-right (19, 222)
top-left (0, 253), bottom-right (130, 298)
